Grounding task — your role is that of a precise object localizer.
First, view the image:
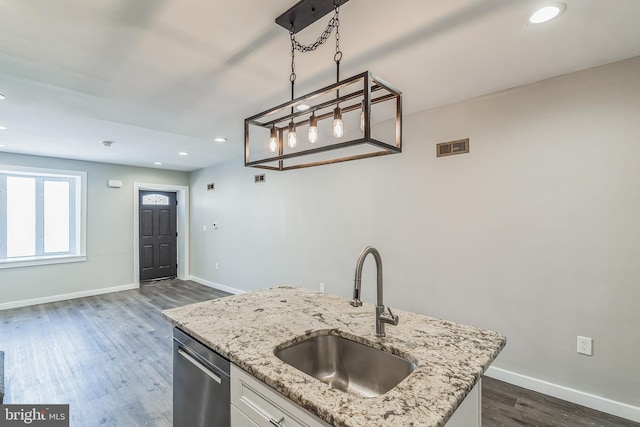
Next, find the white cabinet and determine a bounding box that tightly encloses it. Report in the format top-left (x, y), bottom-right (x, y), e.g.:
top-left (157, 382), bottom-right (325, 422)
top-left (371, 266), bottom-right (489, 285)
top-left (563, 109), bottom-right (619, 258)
top-left (231, 365), bottom-right (330, 427)
top-left (444, 380), bottom-right (481, 427)
top-left (231, 364), bottom-right (480, 427)
top-left (231, 404), bottom-right (259, 427)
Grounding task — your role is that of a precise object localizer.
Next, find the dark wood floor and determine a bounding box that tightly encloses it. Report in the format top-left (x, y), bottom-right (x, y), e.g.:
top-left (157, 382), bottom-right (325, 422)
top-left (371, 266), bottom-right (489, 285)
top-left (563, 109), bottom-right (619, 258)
top-left (482, 377), bottom-right (637, 427)
top-left (0, 280), bottom-right (636, 427)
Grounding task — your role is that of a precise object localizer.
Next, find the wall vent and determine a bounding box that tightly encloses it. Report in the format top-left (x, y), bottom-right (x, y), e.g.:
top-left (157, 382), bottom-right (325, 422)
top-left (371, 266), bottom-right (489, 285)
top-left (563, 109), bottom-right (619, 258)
top-left (254, 174), bottom-right (266, 183)
top-left (207, 183), bottom-right (215, 190)
top-left (437, 138), bottom-right (469, 157)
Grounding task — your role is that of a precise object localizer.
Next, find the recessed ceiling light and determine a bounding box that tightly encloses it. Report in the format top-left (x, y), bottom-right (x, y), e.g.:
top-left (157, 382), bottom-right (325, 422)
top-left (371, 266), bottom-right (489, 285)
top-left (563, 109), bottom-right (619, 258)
top-left (213, 137), bottom-right (227, 142)
top-left (178, 152), bottom-right (188, 156)
top-left (154, 161), bottom-right (163, 165)
top-left (102, 140), bottom-right (113, 147)
top-left (296, 104), bottom-right (311, 111)
top-left (0, 126), bottom-right (7, 130)
top-left (0, 144), bottom-right (5, 147)
top-left (0, 94), bottom-right (5, 100)
top-left (529, 3), bottom-right (566, 24)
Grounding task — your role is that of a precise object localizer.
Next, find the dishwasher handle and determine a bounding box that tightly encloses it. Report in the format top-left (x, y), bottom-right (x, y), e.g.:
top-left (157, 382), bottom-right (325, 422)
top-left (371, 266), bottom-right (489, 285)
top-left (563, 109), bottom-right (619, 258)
top-left (177, 347), bottom-right (222, 384)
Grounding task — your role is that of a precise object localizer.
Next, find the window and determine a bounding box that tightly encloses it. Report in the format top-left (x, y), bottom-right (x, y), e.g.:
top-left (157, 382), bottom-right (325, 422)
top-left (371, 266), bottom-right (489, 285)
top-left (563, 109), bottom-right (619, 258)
top-left (142, 193), bottom-right (170, 205)
top-left (0, 165), bottom-right (86, 268)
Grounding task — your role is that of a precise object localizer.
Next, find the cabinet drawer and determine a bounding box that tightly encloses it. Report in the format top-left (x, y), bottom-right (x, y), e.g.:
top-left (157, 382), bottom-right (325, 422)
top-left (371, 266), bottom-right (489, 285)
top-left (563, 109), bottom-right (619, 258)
top-left (231, 365), bottom-right (329, 427)
top-left (231, 404), bottom-right (259, 427)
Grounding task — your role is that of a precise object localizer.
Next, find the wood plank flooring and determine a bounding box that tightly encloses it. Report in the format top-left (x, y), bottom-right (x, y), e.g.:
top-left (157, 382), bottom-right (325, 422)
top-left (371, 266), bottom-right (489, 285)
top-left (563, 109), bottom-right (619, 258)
top-left (482, 376), bottom-right (638, 427)
top-left (0, 280), bottom-right (637, 427)
top-left (0, 279), bottom-right (229, 426)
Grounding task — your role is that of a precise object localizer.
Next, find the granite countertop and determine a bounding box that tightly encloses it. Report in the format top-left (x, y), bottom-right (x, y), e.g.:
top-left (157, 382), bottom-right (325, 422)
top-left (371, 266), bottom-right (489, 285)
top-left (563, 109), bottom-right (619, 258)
top-left (163, 286), bottom-right (506, 427)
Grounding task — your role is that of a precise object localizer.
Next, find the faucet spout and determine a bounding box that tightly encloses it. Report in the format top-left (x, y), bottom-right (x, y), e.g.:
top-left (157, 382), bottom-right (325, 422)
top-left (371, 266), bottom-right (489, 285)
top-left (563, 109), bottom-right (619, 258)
top-left (350, 246), bottom-right (399, 337)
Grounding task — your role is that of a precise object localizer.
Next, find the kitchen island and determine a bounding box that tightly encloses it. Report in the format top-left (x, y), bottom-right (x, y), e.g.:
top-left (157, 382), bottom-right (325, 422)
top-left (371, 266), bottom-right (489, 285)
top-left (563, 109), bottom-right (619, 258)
top-left (163, 286), bottom-right (506, 427)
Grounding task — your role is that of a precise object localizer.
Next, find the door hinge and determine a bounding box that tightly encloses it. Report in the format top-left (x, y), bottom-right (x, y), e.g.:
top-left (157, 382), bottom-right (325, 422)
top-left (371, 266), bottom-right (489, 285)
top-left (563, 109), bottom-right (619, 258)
top-left (176, 199), bottom-right (178, 205)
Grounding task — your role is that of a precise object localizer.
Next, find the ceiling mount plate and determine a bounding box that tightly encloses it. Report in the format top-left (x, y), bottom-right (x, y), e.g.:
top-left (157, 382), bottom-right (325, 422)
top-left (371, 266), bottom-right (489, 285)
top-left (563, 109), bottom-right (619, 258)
top-left (275, 0), bottom-right (350, 34)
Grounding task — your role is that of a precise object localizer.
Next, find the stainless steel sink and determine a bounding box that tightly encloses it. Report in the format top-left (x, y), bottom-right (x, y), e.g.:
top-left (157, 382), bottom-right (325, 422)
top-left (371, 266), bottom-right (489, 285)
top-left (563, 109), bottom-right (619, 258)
top-left (274, 332), bottom-right (416, 397)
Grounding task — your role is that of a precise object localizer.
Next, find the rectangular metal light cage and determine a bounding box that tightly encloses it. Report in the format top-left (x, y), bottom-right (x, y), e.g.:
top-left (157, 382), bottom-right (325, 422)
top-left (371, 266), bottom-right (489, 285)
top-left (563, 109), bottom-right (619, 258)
top-left (244, 71), bottom-right (402, 171)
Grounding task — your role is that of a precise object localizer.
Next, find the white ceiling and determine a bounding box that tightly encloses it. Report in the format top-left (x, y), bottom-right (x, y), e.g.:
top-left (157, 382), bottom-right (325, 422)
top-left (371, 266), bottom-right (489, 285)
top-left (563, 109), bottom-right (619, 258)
top-left (1, 0), bottom-right (639, 171)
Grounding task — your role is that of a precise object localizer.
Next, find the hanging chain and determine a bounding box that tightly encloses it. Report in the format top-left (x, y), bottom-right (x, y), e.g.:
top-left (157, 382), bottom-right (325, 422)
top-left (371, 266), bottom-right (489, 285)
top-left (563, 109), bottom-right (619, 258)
top-left (290, 1), bottom-right (341, 53)
top-left (334, 0), bottom-right (342, 96)
top-left (290, 30), bottom-right (296, 103)
top-left (291, 17), bottom-right (336, 53)
top-left (288, 1), bottom-right (342, 104)
top-left (334, 1), bottom-right (342, 64)
top-left (334, 0), bottom-right (341, 84)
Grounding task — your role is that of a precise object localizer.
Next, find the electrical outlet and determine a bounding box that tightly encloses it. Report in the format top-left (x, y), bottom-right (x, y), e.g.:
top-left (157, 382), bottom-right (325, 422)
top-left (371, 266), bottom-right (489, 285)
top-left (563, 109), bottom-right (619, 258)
top-left (215, 263), bottom-right (219, 270)
top-left (203, 225), bottom-right (207, 232)
top-left (577, 336), bottom-right (593, 356)
top-left (319, 282), bottom-right (326, 293)
top-left (212, 222), bottom-right (218, 230)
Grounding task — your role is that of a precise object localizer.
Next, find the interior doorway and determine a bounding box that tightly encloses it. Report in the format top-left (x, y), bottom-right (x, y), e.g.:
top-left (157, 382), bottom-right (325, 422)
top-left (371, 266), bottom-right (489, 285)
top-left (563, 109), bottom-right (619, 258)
top-left (139, 191), bottom-right (177, 281)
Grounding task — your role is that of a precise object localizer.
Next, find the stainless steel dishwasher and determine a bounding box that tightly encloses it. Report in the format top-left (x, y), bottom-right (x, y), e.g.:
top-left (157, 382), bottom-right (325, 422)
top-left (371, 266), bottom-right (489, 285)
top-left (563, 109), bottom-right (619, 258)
top-left (173, 327), bottom-right (230, 427)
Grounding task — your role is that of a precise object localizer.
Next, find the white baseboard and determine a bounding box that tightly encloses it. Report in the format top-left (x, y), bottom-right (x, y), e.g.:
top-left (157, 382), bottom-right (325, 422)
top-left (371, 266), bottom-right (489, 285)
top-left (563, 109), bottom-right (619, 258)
top-left (189, 275), bottom-right (245, 295)
top-left (485, 366), bottom-right (640, 423)
top-left (0, 283), bottom-right (138, 311)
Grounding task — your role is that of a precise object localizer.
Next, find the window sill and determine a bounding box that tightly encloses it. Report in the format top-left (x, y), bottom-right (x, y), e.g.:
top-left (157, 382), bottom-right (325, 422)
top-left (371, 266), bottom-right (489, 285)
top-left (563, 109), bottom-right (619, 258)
top-left (0, 254), bottom-right (87, 270)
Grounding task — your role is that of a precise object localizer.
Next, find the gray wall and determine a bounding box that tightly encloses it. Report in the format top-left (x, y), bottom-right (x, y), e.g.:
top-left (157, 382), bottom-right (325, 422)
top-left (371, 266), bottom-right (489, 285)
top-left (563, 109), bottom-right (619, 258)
top-left (190, 57), bottom-right (640, 407)
top-left (0, 153), bottom-right (189, 304)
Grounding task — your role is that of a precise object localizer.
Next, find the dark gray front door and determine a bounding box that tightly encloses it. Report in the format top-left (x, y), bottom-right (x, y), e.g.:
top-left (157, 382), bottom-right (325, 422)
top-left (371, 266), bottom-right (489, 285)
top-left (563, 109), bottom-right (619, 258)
top-left (139, 191), bottom-right (177, 281)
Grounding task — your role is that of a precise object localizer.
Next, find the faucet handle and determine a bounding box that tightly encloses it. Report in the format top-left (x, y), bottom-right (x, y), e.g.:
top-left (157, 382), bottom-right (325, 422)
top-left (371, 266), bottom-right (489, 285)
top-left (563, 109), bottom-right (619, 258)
top-left (387, 307), bottom-right (400, 325)
top-left (379, 306), bottom-right (399, 326)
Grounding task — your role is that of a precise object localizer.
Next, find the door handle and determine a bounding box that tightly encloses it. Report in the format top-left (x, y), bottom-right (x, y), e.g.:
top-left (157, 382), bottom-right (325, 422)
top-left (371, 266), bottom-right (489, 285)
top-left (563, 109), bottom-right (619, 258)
top-left (178, 347), bottom-right (221, 384)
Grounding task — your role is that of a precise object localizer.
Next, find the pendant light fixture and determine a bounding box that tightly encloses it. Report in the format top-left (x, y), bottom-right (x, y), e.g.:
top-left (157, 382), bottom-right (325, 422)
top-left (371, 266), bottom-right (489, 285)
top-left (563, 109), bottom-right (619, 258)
top-left (244, 0), bottom-right (402, 171)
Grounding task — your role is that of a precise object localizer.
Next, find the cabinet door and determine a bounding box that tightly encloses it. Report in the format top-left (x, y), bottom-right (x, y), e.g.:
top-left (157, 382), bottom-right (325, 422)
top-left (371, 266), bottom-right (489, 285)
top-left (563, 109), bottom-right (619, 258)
top-left (231, 404), bottom-right (259, 427)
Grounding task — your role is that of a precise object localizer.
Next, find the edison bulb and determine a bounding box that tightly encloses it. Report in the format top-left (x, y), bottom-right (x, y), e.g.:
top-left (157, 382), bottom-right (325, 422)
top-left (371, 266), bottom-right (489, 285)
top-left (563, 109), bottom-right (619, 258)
top-left (287, 121), bottom-right (297, 148)
top-left (333, 106), bottom-right (344, 138)
top-left (333, 118), bottom-right (344, 138)
top-left (287, 132), bottom-right (298, 148)
top-left (308, 113), bottom-right (318, 144)
top-left (268, 127), bottom-right (278, 153)
top-left (288, 132), bottom-right (297, 148)
top-left (268, 136), bottom-right (278, 153)
top-left (308, 126), bottom-right (318, 144)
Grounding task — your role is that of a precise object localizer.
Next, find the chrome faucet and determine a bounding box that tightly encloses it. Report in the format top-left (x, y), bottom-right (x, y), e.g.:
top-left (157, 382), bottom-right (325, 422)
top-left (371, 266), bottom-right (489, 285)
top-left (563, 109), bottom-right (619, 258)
top-left (350, 246), bottom-right (399, 337)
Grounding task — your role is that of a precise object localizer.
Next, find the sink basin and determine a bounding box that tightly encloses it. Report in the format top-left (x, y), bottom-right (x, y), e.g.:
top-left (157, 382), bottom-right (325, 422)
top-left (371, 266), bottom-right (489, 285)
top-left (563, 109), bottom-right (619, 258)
top-left (274, 331), bottom-right (416, 397)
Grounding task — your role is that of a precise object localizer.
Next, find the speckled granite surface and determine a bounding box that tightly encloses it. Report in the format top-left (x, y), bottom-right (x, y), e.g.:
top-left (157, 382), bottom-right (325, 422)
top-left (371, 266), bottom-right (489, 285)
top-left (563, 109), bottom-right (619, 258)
top-left (163, 286), bottom-right (506, 427)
